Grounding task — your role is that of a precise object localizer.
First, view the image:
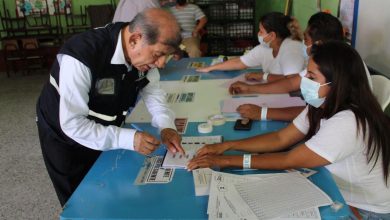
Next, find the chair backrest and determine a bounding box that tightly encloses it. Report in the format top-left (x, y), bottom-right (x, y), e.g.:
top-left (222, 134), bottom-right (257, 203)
top-left (371, 74), bottom-right (390, 110)
top-left (2, 39), bottom-right (19, 51)
top-left (21, 38), bottom-right (39, 49)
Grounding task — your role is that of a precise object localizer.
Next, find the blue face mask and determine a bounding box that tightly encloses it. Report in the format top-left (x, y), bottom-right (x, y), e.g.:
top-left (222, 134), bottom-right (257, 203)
top-left (300, 77), bottom-right (331, 108)
top-left (258, 33), bottom-right (271, 48)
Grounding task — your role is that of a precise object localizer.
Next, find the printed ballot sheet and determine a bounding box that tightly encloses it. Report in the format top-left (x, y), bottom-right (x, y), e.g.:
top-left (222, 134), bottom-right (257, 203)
top-left (207, 171), bottom-right (329, 220)
top-left (234, 172), bottom-right (332, 219)
top-left (162, 136), bottom-right (222, 169)
top-left (134, 156), bottom-right (175, 185)
top-left (193, 168), bottom-right (213, 196)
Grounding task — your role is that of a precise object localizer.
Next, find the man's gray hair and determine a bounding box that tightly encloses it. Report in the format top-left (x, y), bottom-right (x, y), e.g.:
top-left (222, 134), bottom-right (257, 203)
top-left (128, 12), bottom-right (182, 50)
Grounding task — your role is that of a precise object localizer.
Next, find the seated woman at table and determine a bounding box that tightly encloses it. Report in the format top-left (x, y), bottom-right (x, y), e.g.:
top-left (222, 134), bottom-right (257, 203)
top-left (234, 12), bottom-right (373, 122)
top-left (197, 12), bottom-right (305, 83)
top-left (188, 41), bottom-right (390, 218)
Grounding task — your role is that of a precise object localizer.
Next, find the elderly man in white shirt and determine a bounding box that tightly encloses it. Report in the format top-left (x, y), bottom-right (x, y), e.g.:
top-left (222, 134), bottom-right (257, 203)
top-left (36, 8), bottom-right (184, 207)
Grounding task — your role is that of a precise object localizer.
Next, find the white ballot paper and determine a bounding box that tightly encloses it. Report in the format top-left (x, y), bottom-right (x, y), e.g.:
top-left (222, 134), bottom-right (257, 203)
top-left (162, 136), bottom-right (222, 169)
top-left (207, 171), bottom-right (330, 220)
top-left (193, 168), bottom-right (213, 196)
top-left (235, 172), bottom-right (332, 219)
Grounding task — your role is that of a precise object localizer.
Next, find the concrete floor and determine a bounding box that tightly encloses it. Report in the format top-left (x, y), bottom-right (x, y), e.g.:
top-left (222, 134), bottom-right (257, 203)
top-left (0, 72), bottom-right (61, 219)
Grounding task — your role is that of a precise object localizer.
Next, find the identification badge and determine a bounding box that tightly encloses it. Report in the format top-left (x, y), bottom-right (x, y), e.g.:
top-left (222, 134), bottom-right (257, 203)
top-left (96, 78), bottom-right (115, 95)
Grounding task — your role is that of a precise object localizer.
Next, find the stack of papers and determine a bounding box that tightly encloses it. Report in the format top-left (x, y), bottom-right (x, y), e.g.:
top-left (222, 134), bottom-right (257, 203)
top-left (204, 170), bottom-right (332, 220)
top-left (162, 136), bottom-right (222, 169)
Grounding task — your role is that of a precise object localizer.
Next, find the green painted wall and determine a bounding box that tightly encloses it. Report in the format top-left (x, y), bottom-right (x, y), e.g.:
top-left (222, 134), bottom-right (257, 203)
top-left (255, 0), bottom-right (340, 33)
top-left (0, 0), bottom-right (116, 40)
top-left (1, 0), bottom-right (114, 17)
top-left (1, 0), bottom-right (340, 33)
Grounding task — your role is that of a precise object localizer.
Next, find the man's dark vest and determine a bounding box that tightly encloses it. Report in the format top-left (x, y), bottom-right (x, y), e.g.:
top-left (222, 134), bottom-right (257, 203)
top-left (37, 22), bottom-right (149, 145)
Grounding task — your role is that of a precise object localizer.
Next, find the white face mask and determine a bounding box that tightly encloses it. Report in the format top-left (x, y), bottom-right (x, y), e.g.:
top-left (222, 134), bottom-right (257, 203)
top-left (258, 33), bottom-right (272, 48)
top-left (300, 77), bottom-right (331, 108)
top-left (302, 43), bottom-right (312, 60)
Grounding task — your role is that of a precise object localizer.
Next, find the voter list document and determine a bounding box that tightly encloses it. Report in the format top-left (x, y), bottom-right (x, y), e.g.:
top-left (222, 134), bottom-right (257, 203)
top-left (207, 171), bottom-right (330, 220)
top-left (162, 136), bottom-right (222, 169)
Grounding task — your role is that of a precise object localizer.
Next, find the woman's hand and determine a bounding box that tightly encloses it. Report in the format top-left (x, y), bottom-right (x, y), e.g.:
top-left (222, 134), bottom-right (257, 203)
top-left (245, 72), bottom-right (264, 81)
top-left (187, 154), bottom-right (227, 171)
top-left (237, 104), bottom-right (261, 120)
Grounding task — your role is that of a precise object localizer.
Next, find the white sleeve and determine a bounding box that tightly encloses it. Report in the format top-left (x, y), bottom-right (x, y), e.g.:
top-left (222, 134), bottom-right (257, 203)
top-left (292, 106), bottom-right (309, 135)
top-left (279, 43), bottom-right (305, 75)
top-left (58, 55), bottom-right (136, 151)
top-left (240, 45), bottom-right (267, 68)
top-left (305, 111), bottom-right (360, 163)
top-left (140, 68), bottom-right (176, 132)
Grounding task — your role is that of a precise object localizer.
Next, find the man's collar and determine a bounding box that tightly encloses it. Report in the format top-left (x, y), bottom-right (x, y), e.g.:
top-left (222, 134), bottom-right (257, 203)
top-left (111, 30), bottom-right (132, 71)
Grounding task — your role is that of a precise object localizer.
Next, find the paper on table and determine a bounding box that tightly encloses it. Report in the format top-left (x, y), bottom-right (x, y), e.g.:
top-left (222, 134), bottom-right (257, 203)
top-left (234, 172), bottom-right (332, 219)
top-left (162, 136), bottom-right (222, 169)
top-left (222, 95), bottom-right (306, 113)
top-left (207, 171), bottom-right (296, 219)
top-left (208, 171), bottom-right (259, 219)
top-left (207, 171), bottom-right (326, 220)
top-left (220, 74), bottom-right (264, 88)
top-left (192, 168), bottom-right (213, 196)
top-left (274, 207), bottom-right (321, 220)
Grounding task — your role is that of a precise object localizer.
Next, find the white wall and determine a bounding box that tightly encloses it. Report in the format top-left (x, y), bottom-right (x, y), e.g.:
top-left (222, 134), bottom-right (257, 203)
top-left (355, 0), bottom-right (390, 76)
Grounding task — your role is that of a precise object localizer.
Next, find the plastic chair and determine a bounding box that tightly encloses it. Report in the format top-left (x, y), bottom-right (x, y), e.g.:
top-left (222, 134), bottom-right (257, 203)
top-left (371, 75), bottom-right (390, 110)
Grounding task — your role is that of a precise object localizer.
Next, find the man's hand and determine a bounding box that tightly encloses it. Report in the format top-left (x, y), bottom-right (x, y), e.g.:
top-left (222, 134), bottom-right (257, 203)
top-left (133, 131), bottom-right (160, 155)
top-left (237, 104), bottom-right (261, 120)
top-left (245, 72), bottom-right (263, 81)
top-left (161, 128), bottom-right (185, 154)
top-left (229, 81), bottom-right (252, 94)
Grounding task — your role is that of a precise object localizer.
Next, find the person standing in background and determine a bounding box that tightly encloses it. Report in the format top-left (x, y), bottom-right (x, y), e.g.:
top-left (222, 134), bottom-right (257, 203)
top-left (169, 0), bottom-right (207, 57)
top-left (112, 0), bottom-right (160, 22)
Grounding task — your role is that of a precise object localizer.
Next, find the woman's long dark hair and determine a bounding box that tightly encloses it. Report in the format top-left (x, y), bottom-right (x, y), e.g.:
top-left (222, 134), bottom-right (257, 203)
top-left (306, 41), bottom-right (390, 184)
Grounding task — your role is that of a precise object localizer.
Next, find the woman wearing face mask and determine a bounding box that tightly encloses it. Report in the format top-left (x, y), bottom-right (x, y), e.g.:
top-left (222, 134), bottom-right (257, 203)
top-left (197, 12), bottom-right (304, 82)
top-left (235, 12), bottom-right (373, 122)
top-left (188, 41), bottom-right (390, 218)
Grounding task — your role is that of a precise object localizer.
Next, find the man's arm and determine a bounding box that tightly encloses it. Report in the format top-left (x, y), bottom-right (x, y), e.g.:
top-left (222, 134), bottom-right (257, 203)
top-left (140, 68), bottom-right (184, 154)
top-left (58, 55), bottom-right (137, 151)
top-left (193, 16), bottom-right (207, 37)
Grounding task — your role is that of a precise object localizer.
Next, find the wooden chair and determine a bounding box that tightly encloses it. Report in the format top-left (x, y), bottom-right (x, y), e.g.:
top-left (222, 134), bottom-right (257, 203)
top-left (2, 39), bottom-right (23, 77)
top-left (21, 38), bottom-right (46, 74)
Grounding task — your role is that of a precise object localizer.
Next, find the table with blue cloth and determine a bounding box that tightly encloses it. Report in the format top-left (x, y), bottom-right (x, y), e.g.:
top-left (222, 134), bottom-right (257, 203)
top-left (60, 57), bottom-right (352, 220)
